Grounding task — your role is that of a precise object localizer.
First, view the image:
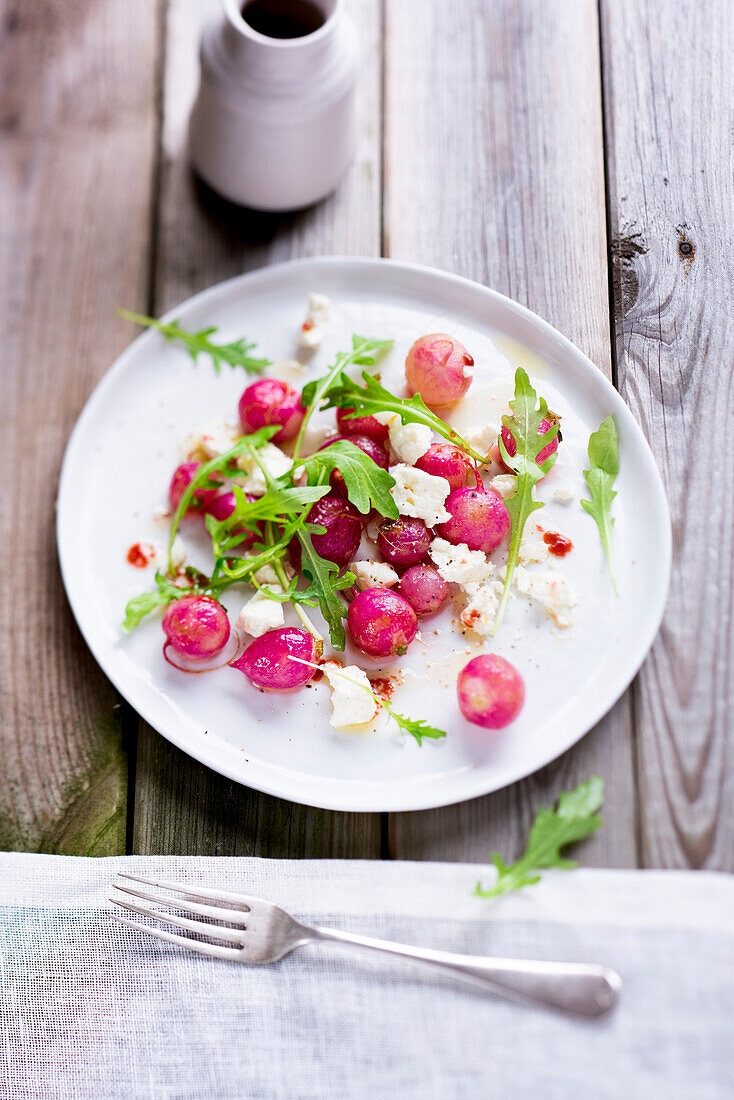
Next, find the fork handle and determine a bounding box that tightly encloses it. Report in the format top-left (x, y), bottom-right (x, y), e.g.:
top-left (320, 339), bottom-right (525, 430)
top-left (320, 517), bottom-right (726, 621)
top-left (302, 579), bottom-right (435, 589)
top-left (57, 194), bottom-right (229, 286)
top-left (310, 927), bottom-right (620, 1017)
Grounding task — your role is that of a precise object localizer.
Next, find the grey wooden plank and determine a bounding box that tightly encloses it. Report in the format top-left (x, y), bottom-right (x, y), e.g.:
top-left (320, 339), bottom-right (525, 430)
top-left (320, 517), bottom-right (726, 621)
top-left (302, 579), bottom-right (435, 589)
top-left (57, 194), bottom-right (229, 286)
top-left (384, 0), bottom-right (637, 864)
top-left (132, 0), bottom-right (383, 857)
top-left (600, 0), bottom-right (734, 868)
top-left (0, 0), bottom-right (160, 853)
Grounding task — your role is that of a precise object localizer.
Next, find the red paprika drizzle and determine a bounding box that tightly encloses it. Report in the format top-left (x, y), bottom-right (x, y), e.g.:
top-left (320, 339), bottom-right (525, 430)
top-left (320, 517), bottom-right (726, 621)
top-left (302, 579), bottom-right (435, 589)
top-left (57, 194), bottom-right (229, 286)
top-left (543, 531), bottom-right (573, 557)
top-left (126, 542), bottom-right (156, 568)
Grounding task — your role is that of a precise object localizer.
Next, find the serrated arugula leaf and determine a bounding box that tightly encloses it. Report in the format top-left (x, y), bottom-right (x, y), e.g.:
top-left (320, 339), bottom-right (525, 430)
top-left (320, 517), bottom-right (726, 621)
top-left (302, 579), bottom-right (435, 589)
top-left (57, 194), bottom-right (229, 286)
top-left (293, 335), bottom-right (394, 461)
top-left (474, 777), bottom-right (604, 898)
top-left (122, 572), bottom-right (186, 632)
top-left (581, 416), bottom-right (619, 595)
top-left (297, 569), bottom-right (356, 605)
top-left (207, 513), bottom-right (308, 593)
top-left (324, 372), bottom-right (488, 464)
top-left (295, 529), bottom-right (350, 649)
top-left (383, 701), bottom-right (446, 745)
top-left (491, 368), bottom-right (559, 635)
top-left (303, 440), bottom-right (398, 518)
top-left (167, 428), bottom-right (279, 566)
top-left (119, 310), bottom-right (270, 374)
top-left (206, 483), bottom-right (331, 555)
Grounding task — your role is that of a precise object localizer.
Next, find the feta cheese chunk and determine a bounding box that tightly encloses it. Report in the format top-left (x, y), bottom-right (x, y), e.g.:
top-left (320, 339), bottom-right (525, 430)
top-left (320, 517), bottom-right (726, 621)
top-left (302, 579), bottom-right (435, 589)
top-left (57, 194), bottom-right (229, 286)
top-left (513, 565), bottom-right (577, 628)
top-left (185, 419), bottom-right (238, 461)
top-left (322, 662), bottom-right (378, 729)
top-left (349, 559), bottom-right (400, 591)
top-left (490, 474), bottom-right (517, 500)
top-left (169, 535), bottom-right (187, 570)
top-left (389, 465), bottom-right (451, 526)
top-left (375, 412), bottom-right (433, 466)
top-left (429, 537), bottom-right (493, 585)
top-left (271, 357), bottom-right (306, 381)
top-left (236, 442), bottom-right (292, 495)
top-left (236, 589), bottom-right (285, 637)
top-left (199, 419), bottom-right (238, 459)
top-left (297, 292), bottom-right (330, 356)
top-left (518, 524), bottom-right (549, 565)
top-left (552, 486), bottom-right (575, 504)
top-left (252, 560), bottom-right (294, 586)
top-left (464, 424), bottom-right (498, 459)
top-left (460, 574), bottom-right (506, 635)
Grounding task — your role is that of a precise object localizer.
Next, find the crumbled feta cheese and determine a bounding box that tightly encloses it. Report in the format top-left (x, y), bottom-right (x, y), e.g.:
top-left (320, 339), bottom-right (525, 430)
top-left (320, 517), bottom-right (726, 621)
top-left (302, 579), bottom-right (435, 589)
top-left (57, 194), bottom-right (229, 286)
top-left (552, 486), bottom-right (575, 504)
top-left (349, 560), bottom-right (400, 591)
top-left (170, 535), bottom-right (187, 570)
top-left (152, 504), bottom-right (170, 523)
top-left (389, 465), bottom-right (451, 526)
top-left (297, 292), bottom-right (330, 356)
top-left (518, 525), bottom-right (549, 565)
top-left (236, 443), bottom-right (292, 495)
top-left (464, 424), bottom-right (497, 457)
top-left (460, 575), bottom-right (505, 635)
top-left (429, 538), bottom-right (493, 584)
top-left (375, 412), bottom-right (433, 466)
top-left (390, 422), bottom-right (433, 465)
top-left (185, 419), bottom-right (238, 461)
top-left (322, 662), bottom-right (378, 729)
top-left (252, 560), bottom-right (294, 586)
top-left (490, 474), bottom-right (517, 500)
top-left (236, 589), bottom-right (285, 637)
top-left (513, 565), bottom-right (577, 628)
top-left (271, 357), bottom-right (306, 381)
top-left (199, 419), bottom-right (238, 459)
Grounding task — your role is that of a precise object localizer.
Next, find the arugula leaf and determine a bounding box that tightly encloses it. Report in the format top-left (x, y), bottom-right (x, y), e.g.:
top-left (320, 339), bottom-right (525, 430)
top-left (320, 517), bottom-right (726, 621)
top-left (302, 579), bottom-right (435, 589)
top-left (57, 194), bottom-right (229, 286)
top-left (295, 528), bottom-right (350, 650)
top-left (382, 700), bottom-right (446, 745)
top-left (298, 569), bottom-right (356, 605)
top-left (491, 368), bottom-right (559, 635)
top-left (293, 335), bottom-right (394, 461)
top-left (303, 440), bottom-right (398, 518)
top-left (581, 416), bottom-right (619, 595)
top-left (122, 572), bottom-right (187, 632)
top-left (206, 483), bottom-right (331, 555)
top-left (474, 777), bottom-right (604, 898)
top-left (324, 372), bottom-right (488, 464)
top-left (207, 513), bottom-right (307, 592)
top-left (119, 310), bottom-right (270, 374)
top-left (167, 428), bottom-right (279, 566)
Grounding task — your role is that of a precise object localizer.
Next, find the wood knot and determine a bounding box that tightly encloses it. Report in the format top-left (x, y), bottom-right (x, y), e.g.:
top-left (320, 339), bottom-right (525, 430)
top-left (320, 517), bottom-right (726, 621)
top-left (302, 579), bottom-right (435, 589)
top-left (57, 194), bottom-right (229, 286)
top-left (677, 227), bottom-right (695, 268)
top-left (611, 231), bottom-right (647, 318)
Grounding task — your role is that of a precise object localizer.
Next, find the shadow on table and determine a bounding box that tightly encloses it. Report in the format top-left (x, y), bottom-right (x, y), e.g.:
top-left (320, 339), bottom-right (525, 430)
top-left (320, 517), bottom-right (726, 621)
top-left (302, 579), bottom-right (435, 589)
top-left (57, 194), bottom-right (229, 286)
top-left (190, 173), bottom-right (328, 252)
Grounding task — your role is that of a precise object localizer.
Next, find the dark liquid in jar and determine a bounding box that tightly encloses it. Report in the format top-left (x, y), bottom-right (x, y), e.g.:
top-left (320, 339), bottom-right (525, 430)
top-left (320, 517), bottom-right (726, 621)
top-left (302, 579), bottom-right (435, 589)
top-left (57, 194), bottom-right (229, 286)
top-left (242, 0), bottom-right (326, 39)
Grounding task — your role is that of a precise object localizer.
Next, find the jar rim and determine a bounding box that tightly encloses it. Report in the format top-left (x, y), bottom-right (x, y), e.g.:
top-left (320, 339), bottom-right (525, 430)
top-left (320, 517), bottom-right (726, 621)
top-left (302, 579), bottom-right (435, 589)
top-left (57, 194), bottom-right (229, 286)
top-left (223, 0), bottom-right (340, 50)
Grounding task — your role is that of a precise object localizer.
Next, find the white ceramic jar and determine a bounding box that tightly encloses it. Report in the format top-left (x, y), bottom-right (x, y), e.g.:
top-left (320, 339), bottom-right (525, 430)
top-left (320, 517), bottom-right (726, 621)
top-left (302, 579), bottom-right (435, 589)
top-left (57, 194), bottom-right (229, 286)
top-left (189, 0), bottom-right (358, 211)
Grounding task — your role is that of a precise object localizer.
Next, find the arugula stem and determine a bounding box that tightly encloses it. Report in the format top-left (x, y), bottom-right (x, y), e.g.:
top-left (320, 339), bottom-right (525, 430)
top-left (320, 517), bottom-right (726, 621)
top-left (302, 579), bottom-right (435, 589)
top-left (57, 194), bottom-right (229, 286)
top-left (265, 524), bottom-right (324, 650)
top-left (292, 337), bottom-right (394, 464)
top-left (292, 360), bottom-right (347, 464)
top-left (165, 435), bottom-right (270, 571)
top-left (118, 310), bottom-right (177, 337)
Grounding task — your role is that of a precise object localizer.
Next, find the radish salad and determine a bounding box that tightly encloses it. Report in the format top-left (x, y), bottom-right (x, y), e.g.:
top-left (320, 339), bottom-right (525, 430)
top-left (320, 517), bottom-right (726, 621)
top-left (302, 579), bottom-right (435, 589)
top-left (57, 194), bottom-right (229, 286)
top-left (122, 295), bottom-right (619, 744)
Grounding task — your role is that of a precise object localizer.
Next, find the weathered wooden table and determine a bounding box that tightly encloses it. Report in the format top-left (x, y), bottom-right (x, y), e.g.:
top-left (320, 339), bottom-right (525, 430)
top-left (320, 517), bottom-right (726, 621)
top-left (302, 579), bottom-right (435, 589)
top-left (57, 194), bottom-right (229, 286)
top-left (2, 0), bottom-right (731, 869)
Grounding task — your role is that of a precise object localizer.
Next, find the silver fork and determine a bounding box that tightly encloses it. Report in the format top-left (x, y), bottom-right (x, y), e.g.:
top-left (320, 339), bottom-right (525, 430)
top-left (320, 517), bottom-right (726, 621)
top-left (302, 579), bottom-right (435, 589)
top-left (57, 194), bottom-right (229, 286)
top-left (109, 873), bottom-right (621, 1018)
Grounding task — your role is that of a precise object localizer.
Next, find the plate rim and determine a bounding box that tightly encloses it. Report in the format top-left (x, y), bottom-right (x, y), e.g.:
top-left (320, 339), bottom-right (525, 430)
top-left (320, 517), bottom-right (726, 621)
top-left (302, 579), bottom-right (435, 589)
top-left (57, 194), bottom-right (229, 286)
top-left (57, 255), bottom-right (672, 812)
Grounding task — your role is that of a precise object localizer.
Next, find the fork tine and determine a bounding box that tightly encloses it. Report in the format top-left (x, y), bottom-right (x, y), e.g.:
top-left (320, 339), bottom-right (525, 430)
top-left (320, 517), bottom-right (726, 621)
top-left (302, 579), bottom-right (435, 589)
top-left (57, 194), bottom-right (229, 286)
top-left (116, 872), bottom-right (260, 909)
top-left (110, 894), bottom-right (246, 947)
top-left (112, 881), bottom-right (249, 927)
top-left (110, 911), bottom-right (243, 962)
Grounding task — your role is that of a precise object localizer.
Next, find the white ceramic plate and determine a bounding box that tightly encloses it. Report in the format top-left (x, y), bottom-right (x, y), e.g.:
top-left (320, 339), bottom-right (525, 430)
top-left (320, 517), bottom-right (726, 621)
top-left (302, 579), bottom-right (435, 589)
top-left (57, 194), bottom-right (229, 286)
top-left (57, 258), bottom-right (670, 812)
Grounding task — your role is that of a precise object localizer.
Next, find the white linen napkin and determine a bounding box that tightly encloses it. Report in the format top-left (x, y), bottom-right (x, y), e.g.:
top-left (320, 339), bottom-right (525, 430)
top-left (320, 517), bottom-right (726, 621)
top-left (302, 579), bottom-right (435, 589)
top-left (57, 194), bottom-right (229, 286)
top-left (1, 853), bottom-right (732, 1099)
